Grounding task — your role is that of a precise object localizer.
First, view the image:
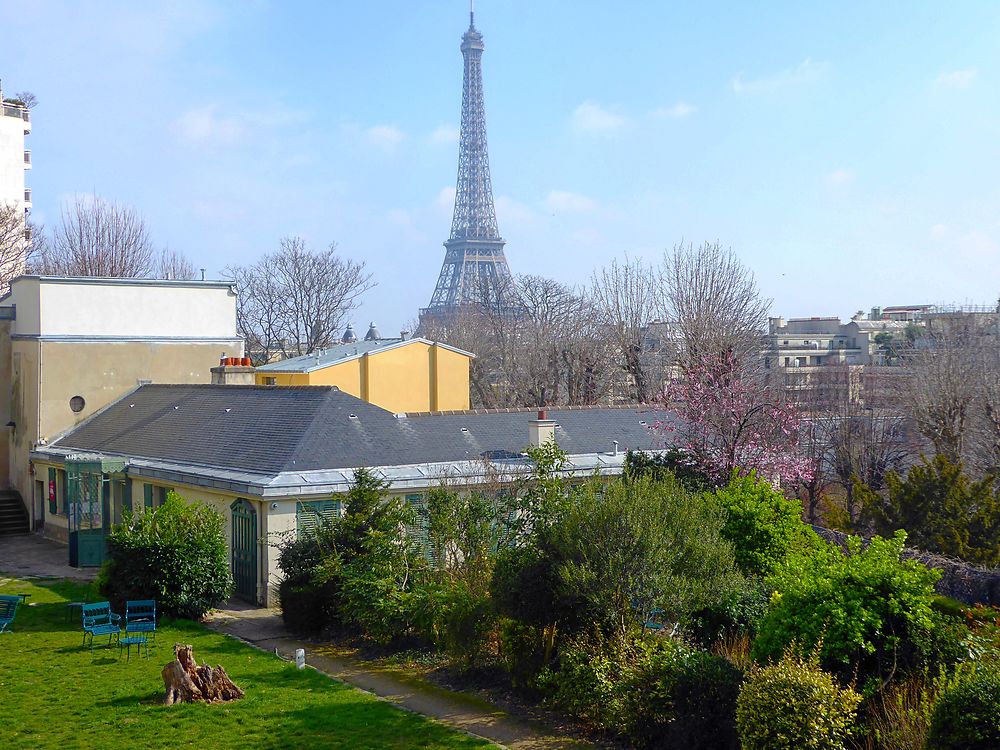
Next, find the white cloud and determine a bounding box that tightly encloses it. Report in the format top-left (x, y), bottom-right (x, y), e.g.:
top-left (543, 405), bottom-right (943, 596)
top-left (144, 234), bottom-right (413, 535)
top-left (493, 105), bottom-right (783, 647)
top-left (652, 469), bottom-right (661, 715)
top-left (571, 101), bottom-right (627, 133)
top-left (435, 186), bottom-right (456, 215)
top-left (930, 223), bottom-right (948, 240)
top-left (366, 124), bottom-right (406, 148)
top-left (495, 195), bottom-right (537, 226)
top-left (651, 101), bottom-right (696, 119)
top-left (174, 106), bottom-right (245, 145)
top-left (173, 104), bottom-right (306, 146)
top-left (825, 168), bottom-right (854, 186)
top-left (928, 223), bottom-right (998, 260)
top-left (428, 124), bottom-right (460, 144)
top-left (732, 58), bottom-right (827, 94)
top-left (933, 68), bottom-right (977, 89)
top-left (544, 190), bottom-right (599, 214)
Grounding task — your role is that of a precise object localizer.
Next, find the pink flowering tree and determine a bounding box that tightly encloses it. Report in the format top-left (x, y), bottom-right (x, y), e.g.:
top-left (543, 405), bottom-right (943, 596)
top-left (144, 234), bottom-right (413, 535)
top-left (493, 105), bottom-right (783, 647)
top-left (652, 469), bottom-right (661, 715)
top-left (656, 351), bottom-right (812, 488)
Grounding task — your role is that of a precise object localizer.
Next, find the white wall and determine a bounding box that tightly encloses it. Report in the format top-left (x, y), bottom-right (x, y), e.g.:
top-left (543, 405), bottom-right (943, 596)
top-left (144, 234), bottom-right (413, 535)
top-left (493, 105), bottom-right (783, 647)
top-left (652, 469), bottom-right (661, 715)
top-left (0, 110), bottom-right (26, 210)
top-left (7, 278), bottom-right (239, 339)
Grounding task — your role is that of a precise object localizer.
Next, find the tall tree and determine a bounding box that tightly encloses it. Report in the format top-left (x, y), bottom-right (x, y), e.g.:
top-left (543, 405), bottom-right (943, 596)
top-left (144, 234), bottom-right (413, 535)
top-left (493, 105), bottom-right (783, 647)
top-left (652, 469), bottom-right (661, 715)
top-left (659, 241), bottom-right (771, 366)
top-left (590, 257), bottom-right (660, 402)
top-left (225, 237), bottom-right (374, 361)
top-left (31, 195), bottom-right (196, 280)
top-left (0, 203), bottom-right (37, 294)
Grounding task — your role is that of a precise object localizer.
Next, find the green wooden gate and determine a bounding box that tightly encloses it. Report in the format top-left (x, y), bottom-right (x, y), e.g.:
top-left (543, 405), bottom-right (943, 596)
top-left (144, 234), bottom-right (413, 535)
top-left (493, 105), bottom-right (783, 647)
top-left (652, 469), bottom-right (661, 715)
top-left (66, 455), bottom-right (126, 568)
top-left (230, 499), bottom-right (258, 602)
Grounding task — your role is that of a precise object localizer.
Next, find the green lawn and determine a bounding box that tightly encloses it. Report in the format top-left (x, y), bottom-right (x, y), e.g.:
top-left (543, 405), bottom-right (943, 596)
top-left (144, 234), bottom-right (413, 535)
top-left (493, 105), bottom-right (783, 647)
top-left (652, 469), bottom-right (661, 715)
top-left (0, 577), bottom-right (493, 749)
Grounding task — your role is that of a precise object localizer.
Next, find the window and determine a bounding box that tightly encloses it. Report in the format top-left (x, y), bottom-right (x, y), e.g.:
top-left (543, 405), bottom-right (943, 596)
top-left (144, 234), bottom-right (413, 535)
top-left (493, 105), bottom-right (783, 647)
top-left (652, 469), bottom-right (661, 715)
top-left (143, 483), bottom-right (154, 509)
top-left (295, 499), bottom-right (340, 537)
top-left (69, 395), bottom-right (86, 413)
top-left (157, 486), bottom-right (171, 506)
top-left (264, 377), bottom-right (277, 386)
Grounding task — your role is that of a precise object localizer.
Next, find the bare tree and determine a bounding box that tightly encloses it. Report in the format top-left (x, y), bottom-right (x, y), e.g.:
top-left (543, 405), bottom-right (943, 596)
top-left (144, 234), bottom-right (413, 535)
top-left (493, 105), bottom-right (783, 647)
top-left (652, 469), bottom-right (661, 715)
top-left (156, 248), bottom-right (196, 280)
top-left (590, 256), bottom-right (660, 402)
top-left (659, 241), bottom-right (771, 366)
top-left (12, 91), bottom-right (38, 109)
top-left (903, 322), bottom-right (980, 465)
top-left (225, 237), bottom-right (374, 361)
top-left (34, 195), bottom-right (164, 277)
top-left (0, 203), bottom-right (33, 294)
top-left (424, 274), bottom-right (615, 408)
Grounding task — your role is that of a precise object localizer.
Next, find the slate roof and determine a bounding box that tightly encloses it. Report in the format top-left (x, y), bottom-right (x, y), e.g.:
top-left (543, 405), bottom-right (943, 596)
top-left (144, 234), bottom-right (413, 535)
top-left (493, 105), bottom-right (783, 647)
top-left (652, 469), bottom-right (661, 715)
top-left (49, 384), bottom-right (663, 476)
top-left (255, 337), bottom-right (474, 374)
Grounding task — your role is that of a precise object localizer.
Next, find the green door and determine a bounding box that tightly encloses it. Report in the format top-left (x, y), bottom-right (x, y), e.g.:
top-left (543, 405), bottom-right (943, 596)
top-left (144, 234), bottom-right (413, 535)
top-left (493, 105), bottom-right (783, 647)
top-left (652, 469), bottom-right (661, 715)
top-left (230, 499), bottom-right (258, 603)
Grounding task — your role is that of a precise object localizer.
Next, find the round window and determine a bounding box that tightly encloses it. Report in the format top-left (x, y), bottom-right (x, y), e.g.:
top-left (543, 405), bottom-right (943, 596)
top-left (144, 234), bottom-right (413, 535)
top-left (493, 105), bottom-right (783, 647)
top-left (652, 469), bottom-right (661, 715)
top-left (69, 395), bottom-right (86, 413)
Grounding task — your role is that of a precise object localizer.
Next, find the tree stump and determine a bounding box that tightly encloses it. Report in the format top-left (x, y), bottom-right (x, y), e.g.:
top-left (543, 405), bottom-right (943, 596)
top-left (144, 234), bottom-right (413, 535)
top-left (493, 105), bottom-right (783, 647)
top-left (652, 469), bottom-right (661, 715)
top-left (162, 643), bottom-right (245, 705)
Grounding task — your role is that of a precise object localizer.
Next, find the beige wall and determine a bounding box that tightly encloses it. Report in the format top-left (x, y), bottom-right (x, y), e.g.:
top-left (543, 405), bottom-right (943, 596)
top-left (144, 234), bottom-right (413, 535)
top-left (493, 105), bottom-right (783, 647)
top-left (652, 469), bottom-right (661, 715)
top-left (6, 338), bottom-right (243, 508)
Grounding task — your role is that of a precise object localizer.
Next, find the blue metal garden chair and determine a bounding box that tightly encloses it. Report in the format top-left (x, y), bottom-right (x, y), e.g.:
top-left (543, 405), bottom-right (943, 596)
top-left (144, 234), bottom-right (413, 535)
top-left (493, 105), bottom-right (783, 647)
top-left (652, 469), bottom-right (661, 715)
top-left (125, 600), bottom-right (156, 644)
top-left (0, 594), bottom-right (20, 633)
top-left (81, 601), bottom-right (121, 655)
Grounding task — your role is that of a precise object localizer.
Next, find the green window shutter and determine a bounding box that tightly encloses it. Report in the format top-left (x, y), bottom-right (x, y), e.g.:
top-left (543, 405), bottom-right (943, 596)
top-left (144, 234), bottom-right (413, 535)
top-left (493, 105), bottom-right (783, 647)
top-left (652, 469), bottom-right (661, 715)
top-left (295, 499), bottom-right (340, 538)
top-left (404, 494), bottom-right (433, 562)
top-left (143, 483), bottom-right (153, 509)
top-left (122, 480), bottom-right (132, 514)
top-left (59, 470), bottom-right (68, 517)
top-left (47, 468), bottom-right (57, 515)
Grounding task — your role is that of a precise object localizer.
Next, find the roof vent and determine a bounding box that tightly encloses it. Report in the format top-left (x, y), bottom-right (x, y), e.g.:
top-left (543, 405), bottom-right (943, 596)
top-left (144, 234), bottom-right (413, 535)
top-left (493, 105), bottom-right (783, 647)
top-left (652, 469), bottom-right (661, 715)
top-left (460, 427), bottom-right (470, 433)
top-left (364, 321), bottom-right (381, 341)
top-left (341, 324), bottom-right (357, 344)
top-left (348, 413), bottom-right (359, 420)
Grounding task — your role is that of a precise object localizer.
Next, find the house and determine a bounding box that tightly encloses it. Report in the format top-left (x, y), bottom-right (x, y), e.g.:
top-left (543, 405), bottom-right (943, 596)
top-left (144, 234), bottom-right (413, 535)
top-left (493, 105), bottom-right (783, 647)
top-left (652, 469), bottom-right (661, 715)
top-left (253, 325), bottom-right (474, 413)
top-left (0, 275), bottom-right (245, 533)
top-left (30, 383), bottom-right (663, 605)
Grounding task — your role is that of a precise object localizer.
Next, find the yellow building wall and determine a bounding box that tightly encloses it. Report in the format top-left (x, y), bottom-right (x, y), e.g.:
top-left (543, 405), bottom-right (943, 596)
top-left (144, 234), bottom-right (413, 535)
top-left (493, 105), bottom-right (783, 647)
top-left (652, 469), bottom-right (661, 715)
top-left (254, 341), bottom-right (471, 413)
top-left (432, 345), bottom-right (472, 412)
top-left (364, 344), bottom-right (434, 413)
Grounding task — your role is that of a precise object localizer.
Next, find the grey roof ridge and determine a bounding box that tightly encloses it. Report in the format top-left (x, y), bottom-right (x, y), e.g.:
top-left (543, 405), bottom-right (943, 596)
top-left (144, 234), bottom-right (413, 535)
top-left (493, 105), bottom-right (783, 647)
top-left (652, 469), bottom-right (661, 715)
top-left (403, 402), bottom-right (661, 418)
top-left (256, 337), bottom-right (476, 374)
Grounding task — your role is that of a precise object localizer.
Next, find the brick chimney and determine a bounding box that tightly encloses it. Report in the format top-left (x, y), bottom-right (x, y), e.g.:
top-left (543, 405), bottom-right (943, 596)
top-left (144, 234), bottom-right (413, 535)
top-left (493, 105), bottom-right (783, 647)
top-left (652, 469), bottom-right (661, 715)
top-left (528, 409), bottom-right (556, 447)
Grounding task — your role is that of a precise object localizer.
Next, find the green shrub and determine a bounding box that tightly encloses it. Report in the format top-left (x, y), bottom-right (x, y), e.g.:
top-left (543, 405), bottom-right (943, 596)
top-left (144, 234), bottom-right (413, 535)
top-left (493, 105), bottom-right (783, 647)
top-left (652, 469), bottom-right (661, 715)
top-left (498, 618), bottom-right (548, 690)
top-left (753, 532), bottom-right (941, 687)
top-left (736, 649), bottom-right (860, 750)
top-left (278, 580), bottom-right (337, 633)
top-left (926, 667), bottom-right (1000, 750)
top-left (622, 639), bottom-right (743, 750)
top-left (713, 473), bottom-right (813, 577)
top-left (688, 576), bottom-right (771, 646)
top-left (100, 492), bottom-right (232, 619)
top-left (625, 447), bottom-right (712, 492)
top-left (440, 583), bottom-right (495, 668)
top-left (537, 634), bottom-right (627, 728)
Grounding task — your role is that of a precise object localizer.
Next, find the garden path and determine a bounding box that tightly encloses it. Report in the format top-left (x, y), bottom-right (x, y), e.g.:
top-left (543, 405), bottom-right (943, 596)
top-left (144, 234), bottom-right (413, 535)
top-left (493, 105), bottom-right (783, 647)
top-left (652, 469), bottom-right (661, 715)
top-left (205, 602), bottom-right (595, 750)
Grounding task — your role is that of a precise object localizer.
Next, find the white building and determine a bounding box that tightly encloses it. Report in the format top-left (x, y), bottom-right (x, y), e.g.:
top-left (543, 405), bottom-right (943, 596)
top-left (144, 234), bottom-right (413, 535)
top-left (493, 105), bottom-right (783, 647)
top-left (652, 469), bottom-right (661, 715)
top-left (0, 85), bottom-right (30, 213)
top-left (0, 83), bottom-right (32, 282)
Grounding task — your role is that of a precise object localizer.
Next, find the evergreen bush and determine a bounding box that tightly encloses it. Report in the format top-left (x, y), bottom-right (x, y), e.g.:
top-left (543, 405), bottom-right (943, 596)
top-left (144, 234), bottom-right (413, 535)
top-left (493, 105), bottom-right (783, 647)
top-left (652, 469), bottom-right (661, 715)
top-left (926, 666), bottom-right (1000, 750)
top-left (100, 492), bottom-right (232, 619)
top-left (736, 649), bottom-right (860, 750)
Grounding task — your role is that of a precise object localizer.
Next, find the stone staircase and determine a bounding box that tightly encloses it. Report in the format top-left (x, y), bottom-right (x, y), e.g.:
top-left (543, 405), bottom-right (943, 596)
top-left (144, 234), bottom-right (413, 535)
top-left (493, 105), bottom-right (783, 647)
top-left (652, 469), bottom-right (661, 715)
top-left (0, 490), bottom-right (29, 536)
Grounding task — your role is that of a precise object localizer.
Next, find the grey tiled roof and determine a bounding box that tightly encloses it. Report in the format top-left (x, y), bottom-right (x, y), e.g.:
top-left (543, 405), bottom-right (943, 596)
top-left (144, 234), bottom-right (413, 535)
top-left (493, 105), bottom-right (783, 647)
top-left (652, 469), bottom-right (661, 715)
top-left (50, 384), bottom-right (664, 475)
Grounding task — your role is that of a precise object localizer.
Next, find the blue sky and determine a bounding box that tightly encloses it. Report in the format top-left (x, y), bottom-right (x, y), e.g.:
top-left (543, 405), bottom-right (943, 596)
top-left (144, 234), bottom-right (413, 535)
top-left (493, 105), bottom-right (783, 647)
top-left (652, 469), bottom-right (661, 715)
top-left (3, 1), bottom-right (999, 331)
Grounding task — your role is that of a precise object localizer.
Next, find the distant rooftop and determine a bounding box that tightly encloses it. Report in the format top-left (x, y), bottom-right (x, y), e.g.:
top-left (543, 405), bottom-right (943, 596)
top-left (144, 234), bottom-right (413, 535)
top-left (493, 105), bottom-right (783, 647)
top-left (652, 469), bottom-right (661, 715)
top-left (256, 337), bottom-right (475, 373)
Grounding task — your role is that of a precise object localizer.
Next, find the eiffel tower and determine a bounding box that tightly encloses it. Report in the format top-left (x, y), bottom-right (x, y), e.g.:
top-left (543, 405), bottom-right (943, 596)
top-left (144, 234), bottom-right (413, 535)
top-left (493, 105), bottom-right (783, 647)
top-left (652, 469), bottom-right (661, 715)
top-left (422, 5), bottom-right (513, 323)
